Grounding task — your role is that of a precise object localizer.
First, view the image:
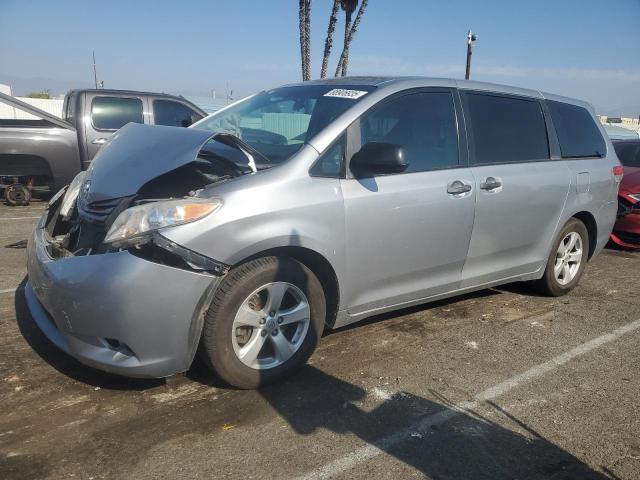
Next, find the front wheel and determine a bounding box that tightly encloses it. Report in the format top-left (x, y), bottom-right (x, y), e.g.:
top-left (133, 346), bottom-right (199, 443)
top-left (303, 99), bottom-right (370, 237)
top-left (534, 218), bottom-right (589, 296)
top-left (200, 256), bottom-right (326, 389)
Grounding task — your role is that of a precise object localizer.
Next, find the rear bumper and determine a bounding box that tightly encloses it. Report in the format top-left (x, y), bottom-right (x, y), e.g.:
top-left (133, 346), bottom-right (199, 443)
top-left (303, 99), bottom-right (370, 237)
top-left (26, 214), bottom-right (220, 378)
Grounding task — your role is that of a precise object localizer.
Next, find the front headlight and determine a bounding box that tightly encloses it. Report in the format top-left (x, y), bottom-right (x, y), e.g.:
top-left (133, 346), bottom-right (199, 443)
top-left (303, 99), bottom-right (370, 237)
top-left (630, 193), bottom-right (640, 202)
top-left (104, 198), bottom-right (222, 247)
top-left (60, 171), bottom-right (87, 219)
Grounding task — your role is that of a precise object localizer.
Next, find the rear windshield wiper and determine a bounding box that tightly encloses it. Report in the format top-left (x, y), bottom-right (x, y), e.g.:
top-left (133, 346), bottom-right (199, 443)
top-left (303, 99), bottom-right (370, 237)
top-left (213, 133), bottom-right (271, 173)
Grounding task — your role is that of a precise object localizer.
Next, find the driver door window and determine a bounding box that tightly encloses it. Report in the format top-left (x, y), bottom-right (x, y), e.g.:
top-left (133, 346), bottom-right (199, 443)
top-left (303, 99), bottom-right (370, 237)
top-left (358, 91), bottom-right (459, 173)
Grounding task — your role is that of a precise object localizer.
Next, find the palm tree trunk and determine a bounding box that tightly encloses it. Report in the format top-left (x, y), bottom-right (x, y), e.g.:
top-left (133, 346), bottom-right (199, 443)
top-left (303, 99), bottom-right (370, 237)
top-left (299, 0), bottom-right (311, 81)
top-left (335, 0), bottom-right (368, 77)
top-left (320, 0), bottom-right (340, 79)
top-left (304, 0), bottom-right (312, 80)
top-left (299, 0), bottom-right (306, 80)
top-left (335, 10), bottom-right (353, 77)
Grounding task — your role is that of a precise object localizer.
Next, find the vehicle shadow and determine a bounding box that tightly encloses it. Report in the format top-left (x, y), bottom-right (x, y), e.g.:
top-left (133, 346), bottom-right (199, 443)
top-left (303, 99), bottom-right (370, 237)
top-left (13, 276), bottom-right (163, 391)
top-left (255, 240), bottom-right (608, 478)
top-left (259, 365), bottom-right (610, 479)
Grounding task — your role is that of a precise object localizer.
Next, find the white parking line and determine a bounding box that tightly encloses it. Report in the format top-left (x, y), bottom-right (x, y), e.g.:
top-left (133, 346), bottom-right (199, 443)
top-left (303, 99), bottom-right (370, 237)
top-left (295, 318), bottom-right (640, 480)
top-left (0, 288), bottom-right (17, 295)
top-left (0, 216), bottom-right (41, 220)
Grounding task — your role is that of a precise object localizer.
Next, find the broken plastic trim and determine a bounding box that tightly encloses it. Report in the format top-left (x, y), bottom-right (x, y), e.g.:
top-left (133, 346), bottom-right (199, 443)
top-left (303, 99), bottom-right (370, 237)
top-left (128, 233), bottom-right (230, 276)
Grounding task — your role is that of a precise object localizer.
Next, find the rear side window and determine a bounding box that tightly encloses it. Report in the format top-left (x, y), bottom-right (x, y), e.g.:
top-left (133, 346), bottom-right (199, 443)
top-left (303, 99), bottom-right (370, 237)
top-left (547, 100), bottom-right (606, 158)
top-left (614, 141), bottom-right (640, 168)
top-left (92, 97), bottom-right (143, 130)
top-left (153, 99), bottom-right (203, 127)
top-left (464, 93), bottom-right (549, 165)
top-left (359, 91), bottom-right (459, 173)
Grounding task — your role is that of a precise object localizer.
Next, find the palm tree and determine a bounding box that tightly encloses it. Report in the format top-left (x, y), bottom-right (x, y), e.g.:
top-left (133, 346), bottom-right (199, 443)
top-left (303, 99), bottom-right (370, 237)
top-left (335, 0), bottom-right (368, 77)
top-left (320, 0), bottom-right (341, 79)
top-left (335, 0), bottom-right (358, 77)
top-left (298, 0), bottom-right (312, 81)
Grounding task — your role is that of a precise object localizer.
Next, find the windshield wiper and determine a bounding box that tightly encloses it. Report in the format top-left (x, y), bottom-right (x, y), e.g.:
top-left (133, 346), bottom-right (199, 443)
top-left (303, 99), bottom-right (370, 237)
top-left (213, 133), bottom-right (271, 173)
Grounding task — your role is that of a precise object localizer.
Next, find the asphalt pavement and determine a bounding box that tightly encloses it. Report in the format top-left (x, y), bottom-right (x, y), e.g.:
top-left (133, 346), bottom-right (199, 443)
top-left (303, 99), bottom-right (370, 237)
top-left (0, 200), bottom-right (638, 480)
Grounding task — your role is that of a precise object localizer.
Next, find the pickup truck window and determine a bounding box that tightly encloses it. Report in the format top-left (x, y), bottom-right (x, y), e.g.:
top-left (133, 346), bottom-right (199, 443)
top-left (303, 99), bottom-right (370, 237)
top-left (153, 99), bottom-right (203, 127)
top-left (92, 97), bottom-right (143, 131)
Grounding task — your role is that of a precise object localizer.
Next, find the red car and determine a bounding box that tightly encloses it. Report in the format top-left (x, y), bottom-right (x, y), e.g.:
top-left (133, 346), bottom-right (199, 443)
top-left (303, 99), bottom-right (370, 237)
top-left (611, 139), bottom-right (640, 248)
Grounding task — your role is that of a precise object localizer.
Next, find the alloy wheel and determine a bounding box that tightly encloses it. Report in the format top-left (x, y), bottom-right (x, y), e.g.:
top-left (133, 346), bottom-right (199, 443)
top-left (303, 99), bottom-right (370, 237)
top-left (231, 282), bottom-right (311, 369)
top-left (554, 232), bottom-right (583, 285)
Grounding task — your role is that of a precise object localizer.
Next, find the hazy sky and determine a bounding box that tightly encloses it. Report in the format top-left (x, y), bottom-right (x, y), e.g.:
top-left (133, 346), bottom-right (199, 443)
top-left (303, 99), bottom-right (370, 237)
top-left (1, 0), bottom-right (639, 115)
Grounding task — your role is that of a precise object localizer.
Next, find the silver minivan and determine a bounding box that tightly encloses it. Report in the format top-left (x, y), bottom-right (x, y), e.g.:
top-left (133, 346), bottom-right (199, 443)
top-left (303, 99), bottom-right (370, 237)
top-left (26, 77), bottom-right (620, 388)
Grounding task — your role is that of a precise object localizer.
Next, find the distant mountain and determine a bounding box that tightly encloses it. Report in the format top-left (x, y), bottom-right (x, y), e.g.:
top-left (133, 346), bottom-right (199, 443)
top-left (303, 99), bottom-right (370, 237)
top-left (0, 73), bottom-right (91, 97)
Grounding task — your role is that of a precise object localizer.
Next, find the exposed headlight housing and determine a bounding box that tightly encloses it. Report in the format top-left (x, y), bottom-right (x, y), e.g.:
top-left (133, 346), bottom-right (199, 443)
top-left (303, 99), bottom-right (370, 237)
top-left (104, 198), bottom-right (222, 247)
top-left (60, 171), bottom-right (87, 219)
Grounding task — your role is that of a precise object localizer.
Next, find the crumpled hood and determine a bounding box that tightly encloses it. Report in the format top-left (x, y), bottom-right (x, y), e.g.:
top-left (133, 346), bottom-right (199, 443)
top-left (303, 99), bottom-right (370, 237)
top-left (83, 123), bottom-right (216, 204)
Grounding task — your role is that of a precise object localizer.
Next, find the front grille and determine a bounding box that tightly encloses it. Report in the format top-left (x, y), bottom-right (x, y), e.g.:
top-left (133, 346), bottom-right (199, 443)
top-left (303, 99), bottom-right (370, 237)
top-left (45, 194), bottom-right (134, 256)
top-left (615, 231), bottom-right (640, 245)
top-left (79, 197), bottom-right (124, 224)
top-left (617, 196), bottom-right (640, 217)
top-left (68, 196), bottom-right (133, 253)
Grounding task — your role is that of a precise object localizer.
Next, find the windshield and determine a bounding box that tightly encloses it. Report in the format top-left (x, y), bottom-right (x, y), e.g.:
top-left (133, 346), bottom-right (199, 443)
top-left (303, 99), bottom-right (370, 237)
top-left (192, 85), bottom-right (375, 166)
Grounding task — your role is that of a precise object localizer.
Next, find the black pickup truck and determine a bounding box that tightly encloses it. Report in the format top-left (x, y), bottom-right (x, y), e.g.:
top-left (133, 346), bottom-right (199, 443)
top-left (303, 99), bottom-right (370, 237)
top-left (0, 89), bottom-right (206, 204)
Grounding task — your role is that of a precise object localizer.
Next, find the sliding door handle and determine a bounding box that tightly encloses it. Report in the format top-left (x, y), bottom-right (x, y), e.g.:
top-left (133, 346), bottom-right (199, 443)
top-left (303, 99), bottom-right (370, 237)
top-left (480, 177), bottom-right (503, 191)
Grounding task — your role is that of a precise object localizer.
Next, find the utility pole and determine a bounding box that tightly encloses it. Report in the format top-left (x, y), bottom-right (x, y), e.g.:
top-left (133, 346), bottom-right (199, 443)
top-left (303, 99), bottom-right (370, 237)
top-left (465, 30), bottom-right (478, 80)
top-left (92, 51), bottom-right (98, 89)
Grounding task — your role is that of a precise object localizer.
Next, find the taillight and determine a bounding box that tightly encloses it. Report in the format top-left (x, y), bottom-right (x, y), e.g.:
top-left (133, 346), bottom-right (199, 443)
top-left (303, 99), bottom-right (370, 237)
top-left (613, 165), bottom-right (624, 183)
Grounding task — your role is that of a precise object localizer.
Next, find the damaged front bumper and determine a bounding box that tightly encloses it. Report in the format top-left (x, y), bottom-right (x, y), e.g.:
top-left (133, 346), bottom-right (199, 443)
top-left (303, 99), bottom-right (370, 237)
top-left (25, 210), bottom-right (225, 378)
top-left (611, 196), bottom-right (640, 249)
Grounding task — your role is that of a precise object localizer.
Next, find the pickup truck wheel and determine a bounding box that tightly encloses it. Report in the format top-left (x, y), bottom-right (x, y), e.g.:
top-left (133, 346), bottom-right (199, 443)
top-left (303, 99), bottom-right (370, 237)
top-left (534, 218), bottom-right (589, 297)
top-left (200, 256), bottom-right (325, 389)
top-left (4, 183), bottom-right (31, 206)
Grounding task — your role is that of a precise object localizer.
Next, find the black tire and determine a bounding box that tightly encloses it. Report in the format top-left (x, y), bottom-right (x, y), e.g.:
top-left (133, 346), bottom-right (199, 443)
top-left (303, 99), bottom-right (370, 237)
top-left (4, 183), bottom-right (31, 206)
top-left (534, 218), bottom-right (590, 297)
top-left (200, 256), bottom-right (325, 389)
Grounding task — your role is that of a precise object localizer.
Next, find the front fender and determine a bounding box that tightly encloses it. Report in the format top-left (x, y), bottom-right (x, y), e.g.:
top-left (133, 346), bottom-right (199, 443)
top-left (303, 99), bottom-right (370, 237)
top-left (160, 171), bottom-right (347, 308)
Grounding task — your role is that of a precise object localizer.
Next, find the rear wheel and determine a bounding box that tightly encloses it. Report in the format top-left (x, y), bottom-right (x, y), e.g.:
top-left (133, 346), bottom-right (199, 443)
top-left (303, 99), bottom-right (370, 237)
top-left (4, 183), bottom-right (31, 206)
top-left (200, 256), bottom-right (325, 389)
top-left (534, 218), bottom-right (589, 296)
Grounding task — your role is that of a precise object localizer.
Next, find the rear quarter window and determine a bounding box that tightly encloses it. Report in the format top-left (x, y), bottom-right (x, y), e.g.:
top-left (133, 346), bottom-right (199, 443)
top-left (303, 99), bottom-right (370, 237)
top-left (91, 96), bottom-right (143, 130)
top-left (153, 99), bottom-right (203, 127)
top-left (547, 100), bottom-right (606, 158)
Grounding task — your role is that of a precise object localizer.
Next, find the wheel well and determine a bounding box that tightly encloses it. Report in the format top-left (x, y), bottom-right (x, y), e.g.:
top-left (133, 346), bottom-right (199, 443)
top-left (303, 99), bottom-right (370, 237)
top-left (572, 211), bottom-right (597, 260)
top-left (0, 154), bottom-right (53, 179)
top-left (237, 247), bottom-right (340, 328)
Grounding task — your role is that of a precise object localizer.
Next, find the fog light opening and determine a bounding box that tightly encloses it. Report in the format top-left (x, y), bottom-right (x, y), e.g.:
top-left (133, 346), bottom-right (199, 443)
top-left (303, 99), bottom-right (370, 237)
top-left (103, 338), bottom-right (135, 358)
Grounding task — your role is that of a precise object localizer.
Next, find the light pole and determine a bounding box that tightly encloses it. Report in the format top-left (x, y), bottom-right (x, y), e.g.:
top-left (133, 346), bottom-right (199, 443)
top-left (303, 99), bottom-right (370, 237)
top-left (465, 30), bottom-right (478, 80)
top-left (92, 51), bottom-right (98, 89)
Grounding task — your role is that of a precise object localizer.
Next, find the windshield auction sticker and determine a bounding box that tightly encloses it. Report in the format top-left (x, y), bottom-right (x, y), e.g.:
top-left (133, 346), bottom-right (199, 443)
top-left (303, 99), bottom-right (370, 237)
top-left (323, 89), bottom-right (368, 99)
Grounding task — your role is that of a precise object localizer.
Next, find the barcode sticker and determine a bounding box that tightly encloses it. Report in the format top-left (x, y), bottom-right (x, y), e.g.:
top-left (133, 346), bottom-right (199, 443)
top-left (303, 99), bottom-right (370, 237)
top-left (323, 89), bottom-right (368, 99)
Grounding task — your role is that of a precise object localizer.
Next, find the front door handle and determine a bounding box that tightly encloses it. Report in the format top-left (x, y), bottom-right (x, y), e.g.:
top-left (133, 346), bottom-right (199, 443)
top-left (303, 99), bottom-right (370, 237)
top-left (447, 180), bottom-right (472, 195)
top-left (92, 138), bottom-right (108, 145)
top-left (480, 177), bottom-right (503, 191)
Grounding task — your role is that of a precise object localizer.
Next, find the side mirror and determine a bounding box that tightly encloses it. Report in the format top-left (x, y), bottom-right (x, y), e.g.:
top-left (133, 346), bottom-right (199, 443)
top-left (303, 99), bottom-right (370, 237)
top-left (350, 142), bottom-right (408, 176)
